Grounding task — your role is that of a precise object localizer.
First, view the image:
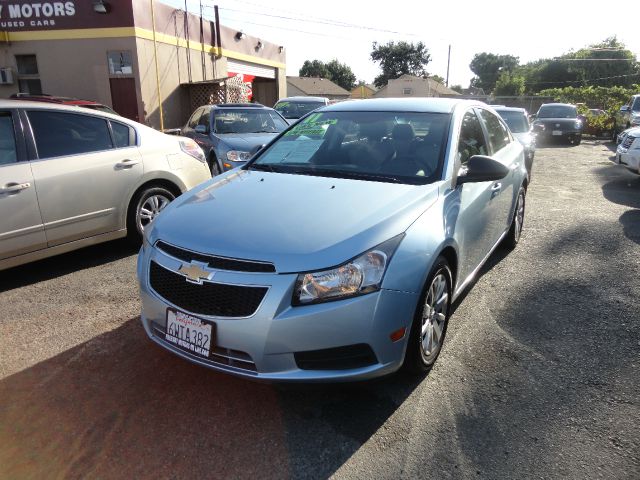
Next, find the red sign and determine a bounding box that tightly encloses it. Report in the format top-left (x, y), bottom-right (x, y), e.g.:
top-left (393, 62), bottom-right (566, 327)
top-left (228, 72), bottom-right (254, 101)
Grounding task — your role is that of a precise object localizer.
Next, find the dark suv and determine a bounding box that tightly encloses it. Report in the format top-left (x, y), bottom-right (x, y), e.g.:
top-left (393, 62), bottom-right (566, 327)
top-left (531, 103), bottom-right (583, 145)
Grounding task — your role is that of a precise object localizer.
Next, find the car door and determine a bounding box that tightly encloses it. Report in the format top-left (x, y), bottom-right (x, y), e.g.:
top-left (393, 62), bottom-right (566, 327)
top-left (452, 109), bottom-right (499, 281)
top-left (26, 109), bottom-right (143, 247)
top-left (0, 109), bottom-right (47, 261)
top-left (476, 108), bottom-right (521, 241)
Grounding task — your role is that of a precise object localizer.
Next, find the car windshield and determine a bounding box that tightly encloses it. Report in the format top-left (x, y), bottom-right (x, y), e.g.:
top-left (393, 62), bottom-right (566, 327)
top-left (213, 109), bottom-right (288, 134)
top-left (274, 101), bottom-right (325, 119)
top-left (496, 110), bottom-right (529, 133)
top-left (632, 97), bottom-right (640, 111)
top-left (247, 111), bottom-right (450, 185)
top-left (537, 105), bottom-right (577, 119)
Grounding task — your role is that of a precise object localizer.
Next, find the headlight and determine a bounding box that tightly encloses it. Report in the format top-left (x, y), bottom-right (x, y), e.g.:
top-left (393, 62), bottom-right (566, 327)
top-left (179, 139), bottom-right (206, 163)
top-left (226, 150), bottom-right (252, 162)
top-left (575, 120), bottom-right (582, 129)
top-left (631, 115), bottom-right (640, 126)
top-left (293, 234), bottom-right (404, 305)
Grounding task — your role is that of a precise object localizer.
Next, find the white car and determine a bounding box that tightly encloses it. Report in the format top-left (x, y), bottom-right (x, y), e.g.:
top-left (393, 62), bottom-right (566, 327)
top-left (616, 126), bottom-right (640, 174)
top-left (0, 100), bottom-right (211, 271)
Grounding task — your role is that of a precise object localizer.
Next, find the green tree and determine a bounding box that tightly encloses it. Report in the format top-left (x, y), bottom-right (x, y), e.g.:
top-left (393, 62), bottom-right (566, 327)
top-left (450, 84), bottom-right (464, 94)
top-left (325, 59), bottom-right (357, 91)
top-left (299, 60), bottom-right (329, 79)
top-left (299, 59), bottom-right (357, 91)
top-left (370, 41), bottom-right (431, 88)
top-left (430, 74), bottom-right (446, 84)
top-left (469, 52), bottom-right (519, 93)
top-left (494, 71), bottom-right (526, 96)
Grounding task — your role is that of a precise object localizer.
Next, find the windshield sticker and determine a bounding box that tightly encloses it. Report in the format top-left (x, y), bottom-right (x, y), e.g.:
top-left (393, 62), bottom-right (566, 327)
top-left (285, 117), bottom-right (337, 137)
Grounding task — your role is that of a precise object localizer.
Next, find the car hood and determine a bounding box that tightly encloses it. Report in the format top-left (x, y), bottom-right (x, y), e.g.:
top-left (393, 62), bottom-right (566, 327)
top-left (150, 170), bottom-right (440, 273)
top-left (217, 133), bottom-right (279, 151)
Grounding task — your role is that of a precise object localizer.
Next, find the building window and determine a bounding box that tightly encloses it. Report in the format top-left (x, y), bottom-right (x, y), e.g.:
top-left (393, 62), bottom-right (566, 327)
top-left (402, 88), bottom-right (412, 95)
top-left (15, 55), bottom-right (42, 94)
top-left (107, 51), bottom-right (133, 75)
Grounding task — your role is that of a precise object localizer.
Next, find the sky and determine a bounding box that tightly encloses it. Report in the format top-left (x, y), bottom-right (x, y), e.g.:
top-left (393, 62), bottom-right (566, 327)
top-left (167, 0), bottom-right (640, 88)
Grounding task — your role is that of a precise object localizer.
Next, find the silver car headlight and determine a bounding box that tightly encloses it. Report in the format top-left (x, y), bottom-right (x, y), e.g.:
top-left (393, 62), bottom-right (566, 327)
top-left (226, 150), bottom-right (252, 162)
top-left (293, 234), bottom-right (404, 305)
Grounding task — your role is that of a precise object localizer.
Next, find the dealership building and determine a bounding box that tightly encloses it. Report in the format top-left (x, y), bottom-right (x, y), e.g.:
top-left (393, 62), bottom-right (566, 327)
top-left (0, 0), bottom-right (287, 128)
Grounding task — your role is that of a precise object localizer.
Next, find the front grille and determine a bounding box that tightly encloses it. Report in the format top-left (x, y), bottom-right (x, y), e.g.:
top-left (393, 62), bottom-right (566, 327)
top-left (622, 135), bottom-right (635, 149)
top-left (294, 344), bottom-right (378, 370)
top-left (149, 261), bottom-right (268, 317)
top-left (156, 241), bottom-right (275, 273)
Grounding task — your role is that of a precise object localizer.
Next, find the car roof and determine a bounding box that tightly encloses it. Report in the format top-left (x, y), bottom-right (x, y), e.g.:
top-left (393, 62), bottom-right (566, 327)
top-left (276, 96), bottom-right (329, 103)
top-left (9, 93), bottom-right (103, 106)
top-left (0, 98), bottom-right (125, 120)
top-left (319, 97), bottom-right (484, 114)
top-left (539, 103), bottom-right (576, 108)
top-left (492, 106), bottom-right (527, 114)
top-left (212, 103), bottom-right (267, 109)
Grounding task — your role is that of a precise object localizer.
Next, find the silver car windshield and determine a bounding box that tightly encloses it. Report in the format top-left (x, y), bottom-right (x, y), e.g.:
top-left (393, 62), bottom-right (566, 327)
top-left (497, 111), bottom-right (529, 133)
top-left (248, 111), bottom-right (450, 185)
top-left (275, 101), bottom-right (325, 119)
top-left (213, 109), bottom-right (288, 134)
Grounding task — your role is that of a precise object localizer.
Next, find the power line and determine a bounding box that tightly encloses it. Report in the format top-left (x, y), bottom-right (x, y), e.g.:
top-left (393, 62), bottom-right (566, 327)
top-left (526, 72), bottom-right (640, 87)
top-left (212, 6), bottom-right (421, 37)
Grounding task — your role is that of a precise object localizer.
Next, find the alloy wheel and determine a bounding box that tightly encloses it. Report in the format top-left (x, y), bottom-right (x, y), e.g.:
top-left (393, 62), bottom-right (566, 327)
top-left (421, 273), bottom-right (450, 358)
top-left (137, 194), bottom-right (171, 233)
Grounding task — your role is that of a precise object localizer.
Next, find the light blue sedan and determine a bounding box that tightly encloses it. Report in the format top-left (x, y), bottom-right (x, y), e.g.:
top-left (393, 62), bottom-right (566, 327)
top-left (137, 98), bottom-right (528, 382)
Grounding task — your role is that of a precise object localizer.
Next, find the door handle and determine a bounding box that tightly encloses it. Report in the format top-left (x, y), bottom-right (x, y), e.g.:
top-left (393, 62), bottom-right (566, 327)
top-left (115, 159), bottom-right (140, 169)
top-left (490, 182), bottom-right (502, 198)
top-left (0, 182), bottom-right (31, 194)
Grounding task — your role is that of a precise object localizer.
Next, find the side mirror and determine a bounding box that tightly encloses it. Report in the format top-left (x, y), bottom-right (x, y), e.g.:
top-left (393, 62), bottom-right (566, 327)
top-left (620, 106), bottom-right (630, 112)
top-left (456, 155), bottom-right (509, 186)
top-left (249, 144), bottom-right (266, 157)
top-left (194, 125), bottom-right (208, 134)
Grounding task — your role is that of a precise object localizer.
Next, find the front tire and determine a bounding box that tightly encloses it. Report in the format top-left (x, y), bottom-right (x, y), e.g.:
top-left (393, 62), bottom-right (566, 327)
top-left (404, 256), bottom-right (452, 374)
top-left (127, 186), bottom-right (175, 244)
top-left (209, 155), bottom-right (221, 176)
top-left (504, 186), bottom-right (526, 250)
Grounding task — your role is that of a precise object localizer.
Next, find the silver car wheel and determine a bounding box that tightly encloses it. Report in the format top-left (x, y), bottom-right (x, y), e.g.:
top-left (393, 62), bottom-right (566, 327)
top-left (137, 194), bottom-right (171, 232)
top-left (421, 273), bottom-right (449, 357)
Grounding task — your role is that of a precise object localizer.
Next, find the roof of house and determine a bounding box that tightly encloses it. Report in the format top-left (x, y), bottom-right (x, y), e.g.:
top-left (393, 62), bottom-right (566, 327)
top-left (287, 76), bottom-right (351, 97)
top-left (350, 84), bottom-right (377, 93)
top-left (373, 74), bottom-right (461, 97)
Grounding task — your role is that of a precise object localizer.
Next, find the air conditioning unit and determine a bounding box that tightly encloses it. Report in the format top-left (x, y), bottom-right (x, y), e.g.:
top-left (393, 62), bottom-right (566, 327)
top-left (0, 67), bottom-right (14, 85)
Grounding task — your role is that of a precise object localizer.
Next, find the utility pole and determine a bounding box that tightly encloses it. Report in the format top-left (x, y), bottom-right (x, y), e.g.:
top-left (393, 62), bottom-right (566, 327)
top-left (150, 0), bottom-right (164, 130)
top-left (446, 44), bottom-right (451, 87)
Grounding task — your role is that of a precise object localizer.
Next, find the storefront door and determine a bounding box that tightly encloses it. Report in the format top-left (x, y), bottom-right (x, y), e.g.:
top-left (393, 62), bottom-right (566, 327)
top-left (109, 78), bottom-right (139, 122)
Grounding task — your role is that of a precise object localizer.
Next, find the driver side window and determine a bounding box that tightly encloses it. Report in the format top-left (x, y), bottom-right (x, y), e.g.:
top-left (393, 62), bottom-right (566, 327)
top-left (458, 110), bottom-right (487, 165)
top-left (187, 108), bottom-right (203, 128)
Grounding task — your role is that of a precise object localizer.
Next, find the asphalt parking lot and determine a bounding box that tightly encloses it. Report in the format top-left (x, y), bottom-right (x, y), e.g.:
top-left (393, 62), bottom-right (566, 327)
top-left (1, 140), bottom-right (638, 479)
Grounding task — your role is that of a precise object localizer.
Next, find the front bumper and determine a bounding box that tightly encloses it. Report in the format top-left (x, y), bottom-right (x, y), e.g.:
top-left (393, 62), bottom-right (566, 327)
top-left (618, 150), bottom-right (640, 174)
top-left (137, 242), bottom-right (419, 382)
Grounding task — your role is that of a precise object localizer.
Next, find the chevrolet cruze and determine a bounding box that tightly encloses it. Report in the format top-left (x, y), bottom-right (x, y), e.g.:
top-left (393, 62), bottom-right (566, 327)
top-left (138, 98), bottom-right (529, 382)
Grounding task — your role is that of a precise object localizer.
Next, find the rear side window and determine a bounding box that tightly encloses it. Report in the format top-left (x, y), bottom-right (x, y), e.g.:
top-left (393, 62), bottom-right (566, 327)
top-left (111, 121), bottom-right (135, 148)
top-left (477, 109), bottom-right (510, 153)
top-left (28, 111), bottom-right (113, 159)
top-left (0, 112), bottom-right (18, 166)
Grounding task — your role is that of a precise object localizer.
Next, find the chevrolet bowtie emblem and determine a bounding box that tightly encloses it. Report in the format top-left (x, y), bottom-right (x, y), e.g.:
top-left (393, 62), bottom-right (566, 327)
top-left (178, 262), bottom-right (213, 284)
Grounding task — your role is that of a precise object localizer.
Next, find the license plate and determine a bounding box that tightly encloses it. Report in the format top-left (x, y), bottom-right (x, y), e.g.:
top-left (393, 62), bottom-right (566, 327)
top-left (165, 309), bottom-right (213, 358)
top-left (552, 130), bottom-right (562, 136)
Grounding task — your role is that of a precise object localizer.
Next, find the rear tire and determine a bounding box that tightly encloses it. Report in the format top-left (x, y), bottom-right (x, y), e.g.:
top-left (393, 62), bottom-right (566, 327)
top-left (127, 186), bottom-right (175, 244)
top-left (209, 155), bottom-right (221, 176)
top-left (403, 256), bottom-right (452, 375)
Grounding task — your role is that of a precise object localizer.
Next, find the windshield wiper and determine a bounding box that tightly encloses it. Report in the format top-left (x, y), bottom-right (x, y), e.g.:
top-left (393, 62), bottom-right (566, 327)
top-left (248, 163), bottom-right (277, 173)
top-left (310, 168), bottom-right (404, 184)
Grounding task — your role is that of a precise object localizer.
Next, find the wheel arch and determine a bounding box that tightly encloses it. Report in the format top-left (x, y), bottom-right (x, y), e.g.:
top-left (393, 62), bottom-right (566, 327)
top-left (124, 178), bottom-right (182, 228)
